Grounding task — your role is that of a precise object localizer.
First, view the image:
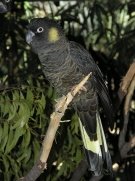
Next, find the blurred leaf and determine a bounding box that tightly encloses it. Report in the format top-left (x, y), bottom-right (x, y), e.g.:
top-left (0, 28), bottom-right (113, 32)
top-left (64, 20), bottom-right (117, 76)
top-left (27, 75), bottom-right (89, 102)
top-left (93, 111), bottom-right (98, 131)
top-left (5, 127), bottom-right (25, 154)
top-left (33, 138), bottom-right (40, 163)
top-left (1, 122), bottom-right (9, 152)
top-left (12, 101), bottom-right (30, 129)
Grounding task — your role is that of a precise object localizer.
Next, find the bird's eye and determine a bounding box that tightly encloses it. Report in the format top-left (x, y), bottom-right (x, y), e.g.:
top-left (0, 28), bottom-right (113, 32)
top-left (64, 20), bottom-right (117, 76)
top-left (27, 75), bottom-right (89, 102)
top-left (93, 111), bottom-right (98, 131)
top-left (37, 27), bottom-right (44, 33)
top-left (5, 0), bottom-right (10, 3)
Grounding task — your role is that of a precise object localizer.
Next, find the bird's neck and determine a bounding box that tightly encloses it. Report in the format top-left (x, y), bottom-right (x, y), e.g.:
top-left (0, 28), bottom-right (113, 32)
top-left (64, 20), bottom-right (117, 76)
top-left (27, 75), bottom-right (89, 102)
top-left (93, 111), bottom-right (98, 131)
top-left (40, 38), bottom-right (68, 54)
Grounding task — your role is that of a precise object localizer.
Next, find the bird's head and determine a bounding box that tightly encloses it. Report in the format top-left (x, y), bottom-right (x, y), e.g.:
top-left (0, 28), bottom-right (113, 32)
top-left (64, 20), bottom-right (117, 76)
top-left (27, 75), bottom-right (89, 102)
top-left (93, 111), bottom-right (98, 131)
top-left (26, 17), bottom-right (67, 54)
top-left (0, 0), bottom-right (11, 13)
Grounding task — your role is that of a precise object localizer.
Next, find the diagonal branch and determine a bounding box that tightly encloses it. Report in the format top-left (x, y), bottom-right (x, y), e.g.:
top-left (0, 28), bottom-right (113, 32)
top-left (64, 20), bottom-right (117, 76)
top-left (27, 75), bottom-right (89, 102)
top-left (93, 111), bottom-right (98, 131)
top-left (18, 73), bottom-right (92, 181)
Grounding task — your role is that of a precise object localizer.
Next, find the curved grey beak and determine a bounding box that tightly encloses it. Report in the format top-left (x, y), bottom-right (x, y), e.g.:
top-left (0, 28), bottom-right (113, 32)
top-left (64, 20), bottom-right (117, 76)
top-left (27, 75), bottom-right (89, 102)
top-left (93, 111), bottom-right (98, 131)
top-left (0, 2), bottom-right (7, 13)
top-left (26, 30), bottom-right (35, 44)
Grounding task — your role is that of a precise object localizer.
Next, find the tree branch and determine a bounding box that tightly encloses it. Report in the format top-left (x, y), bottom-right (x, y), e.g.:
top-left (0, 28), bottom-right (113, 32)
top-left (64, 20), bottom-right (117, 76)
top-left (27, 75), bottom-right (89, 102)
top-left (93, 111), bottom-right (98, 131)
top-left (119, 75), bottom-right (135, 150)
top-left (18, 73), bottom-right (92, 181)
top-left (118, 62), bottom-right (135, 103)
top-left (112, 71), bottom-right (135, 172)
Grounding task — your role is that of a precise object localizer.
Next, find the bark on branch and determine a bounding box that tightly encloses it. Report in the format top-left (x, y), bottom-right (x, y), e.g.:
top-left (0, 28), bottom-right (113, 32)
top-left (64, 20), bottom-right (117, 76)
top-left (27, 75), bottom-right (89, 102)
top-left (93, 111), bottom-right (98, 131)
top-left (18, 73), bottom-right (92, 181)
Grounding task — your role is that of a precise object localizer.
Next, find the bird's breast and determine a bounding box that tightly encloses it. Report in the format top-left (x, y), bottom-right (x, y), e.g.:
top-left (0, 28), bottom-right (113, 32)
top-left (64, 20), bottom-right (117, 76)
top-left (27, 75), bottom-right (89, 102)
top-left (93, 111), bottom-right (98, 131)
top-left (38, 49), bottom-right (91, 96)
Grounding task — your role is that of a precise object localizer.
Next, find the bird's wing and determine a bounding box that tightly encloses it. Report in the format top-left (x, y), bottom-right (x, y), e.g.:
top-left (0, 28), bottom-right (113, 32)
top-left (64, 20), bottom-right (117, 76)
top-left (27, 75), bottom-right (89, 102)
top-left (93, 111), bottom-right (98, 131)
top-left (69, 41), bottom-right (113, 175)
top-left (69, 41), bottom-right (114, 129)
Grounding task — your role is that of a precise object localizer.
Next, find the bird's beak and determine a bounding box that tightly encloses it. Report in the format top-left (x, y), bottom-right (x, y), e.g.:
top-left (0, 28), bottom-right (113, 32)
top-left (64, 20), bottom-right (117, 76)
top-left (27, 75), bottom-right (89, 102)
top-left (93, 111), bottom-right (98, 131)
top-left (0, 2), bottom-right (7, 13)
top-left (26, 30), bottom-right (35, 44)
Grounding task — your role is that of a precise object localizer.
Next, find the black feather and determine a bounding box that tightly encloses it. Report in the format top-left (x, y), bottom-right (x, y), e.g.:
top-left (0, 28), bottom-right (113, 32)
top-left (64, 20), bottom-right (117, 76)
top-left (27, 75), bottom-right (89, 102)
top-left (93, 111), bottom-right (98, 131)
top-left (26, 17), bottom-right (113, 176)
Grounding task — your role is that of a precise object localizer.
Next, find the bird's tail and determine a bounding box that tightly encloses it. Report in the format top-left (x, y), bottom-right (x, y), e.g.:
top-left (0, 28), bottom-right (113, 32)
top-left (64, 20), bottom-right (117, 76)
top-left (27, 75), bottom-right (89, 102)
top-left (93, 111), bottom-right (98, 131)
top-left (79, 112), bottom-right (112, 176)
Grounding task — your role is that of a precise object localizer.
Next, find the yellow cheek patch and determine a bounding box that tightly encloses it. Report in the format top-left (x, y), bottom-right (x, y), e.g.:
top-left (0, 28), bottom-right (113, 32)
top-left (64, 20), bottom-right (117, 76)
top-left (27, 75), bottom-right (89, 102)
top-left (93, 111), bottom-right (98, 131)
top-left (48, 27), bottom-right (59, 42)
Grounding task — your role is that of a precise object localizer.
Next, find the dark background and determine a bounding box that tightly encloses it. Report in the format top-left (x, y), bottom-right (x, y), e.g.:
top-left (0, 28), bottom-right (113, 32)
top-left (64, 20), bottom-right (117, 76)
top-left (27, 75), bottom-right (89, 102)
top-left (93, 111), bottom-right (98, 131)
top-left (0, 1), bottom-right (135, 181)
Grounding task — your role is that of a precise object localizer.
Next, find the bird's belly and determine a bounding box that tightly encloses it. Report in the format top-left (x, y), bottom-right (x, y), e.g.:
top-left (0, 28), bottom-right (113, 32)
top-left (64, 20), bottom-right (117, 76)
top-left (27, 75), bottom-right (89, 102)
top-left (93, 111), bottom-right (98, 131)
top-left (42, 63), bottom-right (82, 95)
top-left (47, 71), bottom-right (94, 104)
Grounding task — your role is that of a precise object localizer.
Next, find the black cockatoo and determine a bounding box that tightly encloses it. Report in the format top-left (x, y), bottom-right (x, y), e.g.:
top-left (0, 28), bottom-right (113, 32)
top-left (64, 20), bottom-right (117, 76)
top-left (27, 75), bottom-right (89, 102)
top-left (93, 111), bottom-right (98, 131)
top-left (0, 0), bottom-right (11, 13)
top-left (26, 17), bottom-right (114, 176)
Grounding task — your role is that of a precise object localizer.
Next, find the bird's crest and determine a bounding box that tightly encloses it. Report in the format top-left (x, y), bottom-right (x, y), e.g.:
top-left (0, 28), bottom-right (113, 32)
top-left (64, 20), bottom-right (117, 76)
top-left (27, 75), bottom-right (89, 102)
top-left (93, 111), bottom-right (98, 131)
top-left (48, 27), bottom-right (59, 42)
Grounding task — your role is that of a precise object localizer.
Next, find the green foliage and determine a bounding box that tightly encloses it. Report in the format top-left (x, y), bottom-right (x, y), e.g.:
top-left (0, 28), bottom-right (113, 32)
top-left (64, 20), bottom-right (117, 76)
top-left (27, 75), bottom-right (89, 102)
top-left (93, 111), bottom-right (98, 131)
top-left (0, 81), bottom-right (83, 180)
top-left (0, 81), bottom-right (48, 179)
